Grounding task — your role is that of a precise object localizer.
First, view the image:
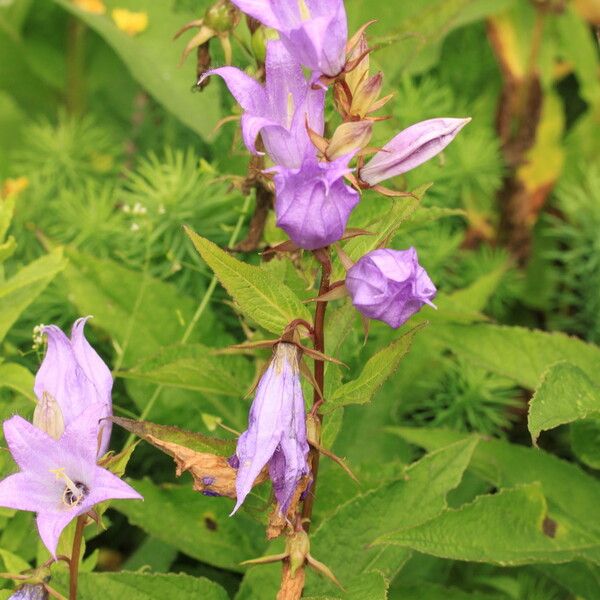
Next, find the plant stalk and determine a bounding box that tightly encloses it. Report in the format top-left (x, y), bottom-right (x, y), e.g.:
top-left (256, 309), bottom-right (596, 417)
top-left (69, 516), bottom-right (86, 600)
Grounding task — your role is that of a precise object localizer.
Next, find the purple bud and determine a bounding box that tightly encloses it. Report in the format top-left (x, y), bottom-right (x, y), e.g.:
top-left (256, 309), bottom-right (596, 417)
top-left (346, 248), bottom-right (436, 328)
top-left (232, 343), bottom-right (309, 514)
top-left (273, 154), bottom-right (359, 250)
top-left (34, 317), bottom-right (113, 457)
top-left (360, 118), bottom-right (471, 186)
top-left (231, 0), bottom-right (348, 78)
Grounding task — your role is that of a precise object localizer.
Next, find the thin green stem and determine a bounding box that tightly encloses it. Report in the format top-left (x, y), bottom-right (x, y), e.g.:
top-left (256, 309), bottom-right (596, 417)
top-left (123, 194), bottom-right (252, 448)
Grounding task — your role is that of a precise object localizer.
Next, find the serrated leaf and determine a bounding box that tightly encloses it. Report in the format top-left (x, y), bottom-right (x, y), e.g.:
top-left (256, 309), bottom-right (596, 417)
top-left (528, 362), bottom-right (600, 445)
top-left (538, 561), bottom-right (600, 600)
top-left (303, 438), bottom-right (477, 596)
top-left (436, 323), bottom-right (600, 388)
top-left (114, 478), bottom-right (266, 571)
top-left (391, 583), bottom-right (505, 600)
top-left (53, 571), bottom-right (229, 600)
top-left (375, 483), bottom-right (600, 565)
top-left (112, 417), bottom-right (235, 456)
top-left (186, 227), bottom-right (311, 334)
top-left (117, 343), bottom-right (252, 399)
top-left (325, 323), bottom-right (426, 412)
top-left (390, 428), bottom-right (600, 563)
top-left (0, 248), bottom-right (65, 343)
top-left (51, 0), bottom-right (222, 140)
top-left (571, 419), bottom-right (600, 470)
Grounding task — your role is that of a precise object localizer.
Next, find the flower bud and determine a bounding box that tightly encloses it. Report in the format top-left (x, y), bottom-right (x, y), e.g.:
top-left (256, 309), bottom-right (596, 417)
top-left (287, 530), bottom-right (310, 577)
top-left (346, 248), bottom-right (436, 328)
top-left (33, 392), bottom-right (65, 440)
top-left (350, 72), bottom-right (383, 119)
top-left (204, 0), bottom-right (238, 32)
top-left (327, 121), bottom-right (373, 160)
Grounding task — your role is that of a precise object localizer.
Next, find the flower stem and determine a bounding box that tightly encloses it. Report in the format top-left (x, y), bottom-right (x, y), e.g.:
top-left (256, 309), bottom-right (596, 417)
top-left (69, 516), bottom-right (86, 600)
top-left (301, 249), bottom-right (331, 531)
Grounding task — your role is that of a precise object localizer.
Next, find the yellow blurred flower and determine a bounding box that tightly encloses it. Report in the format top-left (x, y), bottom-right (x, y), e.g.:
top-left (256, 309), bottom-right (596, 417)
top-left (1, 177), bottom-right (29, 200)
top-left (72, 0), bottom-right (106, 15)
top-left (112, 8), bottom-right (148, 36)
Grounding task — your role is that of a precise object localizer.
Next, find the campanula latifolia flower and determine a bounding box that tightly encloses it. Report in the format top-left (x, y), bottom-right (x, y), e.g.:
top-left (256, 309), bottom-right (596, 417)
top-left (346, 248), bottom-right (436, 328)
top-left (232, 343), bottom-right (309, 514)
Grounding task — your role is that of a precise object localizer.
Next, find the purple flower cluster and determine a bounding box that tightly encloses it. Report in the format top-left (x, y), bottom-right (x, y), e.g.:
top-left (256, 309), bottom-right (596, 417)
top-left (206, 0), bottom-right (469, 253)
top-left (0, 319), bottom-right (141, 556)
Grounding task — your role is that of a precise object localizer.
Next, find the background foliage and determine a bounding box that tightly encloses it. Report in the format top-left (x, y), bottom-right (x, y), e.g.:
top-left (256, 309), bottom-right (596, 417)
top-left (0, 0), bottom-right (599, 598)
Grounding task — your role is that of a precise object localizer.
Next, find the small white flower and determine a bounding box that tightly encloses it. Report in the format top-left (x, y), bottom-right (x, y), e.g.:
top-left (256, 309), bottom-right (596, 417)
top-left (130, 222), bottom-right (140, 232)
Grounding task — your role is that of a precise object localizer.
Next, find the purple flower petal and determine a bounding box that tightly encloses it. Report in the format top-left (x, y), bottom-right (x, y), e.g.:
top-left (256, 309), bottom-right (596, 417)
top-left (36, 511), bottom-right (78, 558)
top-left (3, 416), bottom-right (58, 472)
top-left (360, 118), bottom-right (471, 186)
top-left (85, 468), bottom-right (143, 505)
top-left (0, 473), bottom-right (60, 513)
top-left (346, 248), bottom-right (437, 328)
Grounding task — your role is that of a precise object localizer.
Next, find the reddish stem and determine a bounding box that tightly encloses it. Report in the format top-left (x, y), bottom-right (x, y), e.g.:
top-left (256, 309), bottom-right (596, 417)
top-left (69, 516), bottom-right (86, 600)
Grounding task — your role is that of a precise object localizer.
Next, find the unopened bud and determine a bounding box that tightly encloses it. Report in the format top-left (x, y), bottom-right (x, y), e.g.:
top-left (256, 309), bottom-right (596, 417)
top-left (251, 26), bottom-right (278, 64)
top-left (204, 0), bottom-right (238, 33)
top-left (287, 530), bottom-right (310, 577)
top-left (345, 33), bottom-right (369, 95)
top-left (327, 121), bottom-right (373, 159)
top-left (351, 72), bottom-right (383, 118)
top-left (305, 414), bottom-right (320, 445)
top-left (33, 392), bottom-right (65, 440)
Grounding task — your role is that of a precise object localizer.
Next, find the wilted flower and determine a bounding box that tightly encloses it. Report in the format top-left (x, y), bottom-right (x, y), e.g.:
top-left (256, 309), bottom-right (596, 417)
top-left (359, 118), bottom-right (471, 186)
top-left (34, 318), bottom-right (113, 457)
top-left (273, 154), bottom-right (359, 250)
top-left (346, 248), bottom-right (436, 328)
top-left (0, 405), bottom-right (141, 557)
top-left (232, 343), bottom-right (309, 514)
top-left (231, 0), bottom-right (348, 78)
top-left (202, 40), bottom-right (324, 168)
top-left (9, 584), bottom-right (48, 600)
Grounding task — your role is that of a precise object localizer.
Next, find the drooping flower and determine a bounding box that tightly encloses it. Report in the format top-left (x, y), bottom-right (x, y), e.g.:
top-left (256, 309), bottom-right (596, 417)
top-left (202, 39), bottom-right (324, 168)
top-left (0, 404), bottom-right (141, 557)
top-left (346, 248), bottom-right (437, 328)
top-left (34, 318), bottom-right (113, 457)
top-left (359, 118), bottom-right (471, 186)
top-left (232, 343), bottom-right (309, 514)
top-left (273, 153), bottom-right (359, 250)
top-left (230, 0), bottom-right (348, 78)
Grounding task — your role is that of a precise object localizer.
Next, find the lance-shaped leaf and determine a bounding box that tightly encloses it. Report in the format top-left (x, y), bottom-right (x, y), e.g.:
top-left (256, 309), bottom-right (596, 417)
top-left (325, 323), bottom-right (427, 413)
top-left (528, 362), bottom-right (600, 446)
top-left (373, 483), bottom-right (600, 565)
top-left (186, 228), bottom-right (311, 334)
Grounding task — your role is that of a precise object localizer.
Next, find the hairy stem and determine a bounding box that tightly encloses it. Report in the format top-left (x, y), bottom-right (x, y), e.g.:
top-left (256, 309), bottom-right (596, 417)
top-left (69, 516), bottom-right (86, 600)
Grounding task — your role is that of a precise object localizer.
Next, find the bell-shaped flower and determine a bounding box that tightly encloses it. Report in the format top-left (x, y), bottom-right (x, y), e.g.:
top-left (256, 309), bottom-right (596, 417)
top-left (346, 248), bottom-right (436, 328)
top-left (359, 118), bottom-right (471, 186)
top-left (272, 153), bottom-right (359, 250)
top-left (0, 404), bottom-right (141, 557)
top-left (202, 39), bottom-right (324, 168)
top-left (34, 318), bottom-right (113, 457)
top-left (232, 343), bottom-right (309, 515)
top-left (231, 0), bottom-right (348, 78)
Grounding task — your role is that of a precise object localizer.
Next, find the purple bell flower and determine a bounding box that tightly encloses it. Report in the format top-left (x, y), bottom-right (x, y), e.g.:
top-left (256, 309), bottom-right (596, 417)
top-left (231, 0), bottom-right (348, 78)
top-left (360, 118), bottom-right (471, 186)
top-left (346, 248), bottom-right (436, 328)
top-left (0, 404), bottom-right (141, 557)
top-left (232, 343), bottom-right (309, 515)
top-left (202, 40), bottom-right (324, 168)
top-left (273, 153), bottom-right (359, 250)
top-left (34, 318), bottom-right (113, 458)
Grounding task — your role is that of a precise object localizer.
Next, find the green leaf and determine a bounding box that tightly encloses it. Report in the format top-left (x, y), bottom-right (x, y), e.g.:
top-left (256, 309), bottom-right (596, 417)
top-left (0, 548), bottom-right (30, 574)
top-left (112, 416), bottom-right (235, 456)
top-left (528, 362), bottom-right (600, 445)
top-left (538, 561), bottom-right (600, 600)
top-left (391, 583), bottom-right (505, 600)
top-left (115, 478), bottom-right (267, 572)
top-left (326, 323), bottom-right (427, 412)
top-left (375, 483), bottom-right (600, 565)
top-left (436, 323), bottom-right (600, 388)
top-left (303, 438), bottom-right (477, 596)
top-left (390, 428), bottom-right (600, 563)
top-left (51, 0), bottom-right (222, 140)
top-left (0, 363), bottom-right (35, 402)
top-left (0, 248), bottom-right (66, 343)
top-left (571, 418), bottom-right (600, 470)
top-left (186, 227), bottom-right (311, 334)
top-left (63, 249), bottom-right (218, 365)
top-left (54, 571), bottom-right (229, 600)
top-left (118, 343), bottom-right (252, 399)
